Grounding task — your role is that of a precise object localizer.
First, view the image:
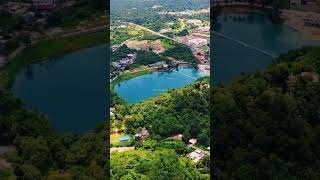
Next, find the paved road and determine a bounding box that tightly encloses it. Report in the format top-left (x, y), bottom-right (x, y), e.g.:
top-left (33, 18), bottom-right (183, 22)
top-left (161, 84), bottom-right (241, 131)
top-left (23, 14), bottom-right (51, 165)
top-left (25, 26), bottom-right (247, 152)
top-left (125, 22), bottom-right (178, 42)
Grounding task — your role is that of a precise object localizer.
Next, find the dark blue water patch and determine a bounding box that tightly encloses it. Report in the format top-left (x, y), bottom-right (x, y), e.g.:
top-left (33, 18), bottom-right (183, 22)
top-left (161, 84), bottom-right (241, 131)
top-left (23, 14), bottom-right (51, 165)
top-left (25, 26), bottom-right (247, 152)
top-left (212, 13), bottom-right (320, 84)
top-left (12, 44), bottom-right (108, 133)
top-left (114, 66), bottom-right (206, 104)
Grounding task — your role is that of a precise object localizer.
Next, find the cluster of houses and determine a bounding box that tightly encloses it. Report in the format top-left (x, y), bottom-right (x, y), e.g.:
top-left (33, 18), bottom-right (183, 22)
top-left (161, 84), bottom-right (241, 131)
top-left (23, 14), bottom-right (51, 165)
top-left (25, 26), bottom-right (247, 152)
top-left (148, 61), bottom-right (168, 68)
top-left (170, 134), bottom-right (210, 163)
top-left (304, 13), bottom-right (320, 27)
top-left (287, 71), bottom-right (320, 84)
top-left (111, 53), bottom-right (137, 70)
top-left (158, 8), bottom-right (209, 17)
top-left (176, 34), bottom-right (209, 48)
top-left (0, 0), bottom-right (79, 59)
top-left (186, 138), bottom-right (210, 163)
top-left (175, 33), bottom-right (210, 67)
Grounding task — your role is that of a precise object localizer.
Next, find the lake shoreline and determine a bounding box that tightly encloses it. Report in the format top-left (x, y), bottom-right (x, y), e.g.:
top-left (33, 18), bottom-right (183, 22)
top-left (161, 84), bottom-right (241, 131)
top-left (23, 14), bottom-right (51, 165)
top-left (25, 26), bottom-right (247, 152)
top-left (114, 66), bottom-right (206, 103)
top-left (0, 30), bottom-right (108, 89)
top-left (111, 63), bottom-right (204, 88)
top-left (218, 6), bottom-right (320, 40)
top-left (219, 6), bottom-right (268, 16)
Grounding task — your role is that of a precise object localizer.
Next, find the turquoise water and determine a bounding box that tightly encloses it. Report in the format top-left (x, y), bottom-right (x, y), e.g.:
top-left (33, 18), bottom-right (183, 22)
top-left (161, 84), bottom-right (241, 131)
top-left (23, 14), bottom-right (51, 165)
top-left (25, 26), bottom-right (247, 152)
top-left (12, 44), bottom-right (108, 132)
top-left (212, 13), bottom-right (320, 84)
top-left (114, 66), bottom-right (206, 103)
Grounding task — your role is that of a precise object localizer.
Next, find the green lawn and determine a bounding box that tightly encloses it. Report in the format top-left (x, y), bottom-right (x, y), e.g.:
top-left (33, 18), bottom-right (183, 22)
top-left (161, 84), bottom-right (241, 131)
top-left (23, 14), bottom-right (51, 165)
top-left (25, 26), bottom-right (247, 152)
top-left (111, 132), bottom-right (124, 143)
top-left (0, 31), bottom-right (108, 88)
top-left (111, 68), bottom-right (156, 88)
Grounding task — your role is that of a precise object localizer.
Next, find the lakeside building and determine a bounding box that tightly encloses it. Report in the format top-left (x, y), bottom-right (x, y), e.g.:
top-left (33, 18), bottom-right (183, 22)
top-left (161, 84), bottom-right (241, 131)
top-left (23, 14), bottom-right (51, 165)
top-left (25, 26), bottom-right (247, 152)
top-left (148, 61), bottom-right (167, 68)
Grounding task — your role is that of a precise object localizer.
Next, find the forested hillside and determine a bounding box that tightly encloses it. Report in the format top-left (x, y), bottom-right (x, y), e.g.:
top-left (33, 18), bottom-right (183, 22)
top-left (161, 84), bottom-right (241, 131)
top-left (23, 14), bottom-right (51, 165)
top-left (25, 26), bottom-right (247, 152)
top-left (212, 47), bottom-right (320, 179)
top-left (111, 0), bottom-right (209, 31)
top-left (0, 76), bottom-right (209, 179)
top-left (0, 89), bottom-right (108, 179)
top-left (110, 77), bottom-right (210, 179)
top-left (111, 77), bottom-right (210, 146)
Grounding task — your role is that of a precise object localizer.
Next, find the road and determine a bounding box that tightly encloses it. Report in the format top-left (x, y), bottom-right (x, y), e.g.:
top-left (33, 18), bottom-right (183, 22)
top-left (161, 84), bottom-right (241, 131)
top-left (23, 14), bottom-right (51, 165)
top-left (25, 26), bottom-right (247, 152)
top-left (123, 22), bottom-right (185, 45)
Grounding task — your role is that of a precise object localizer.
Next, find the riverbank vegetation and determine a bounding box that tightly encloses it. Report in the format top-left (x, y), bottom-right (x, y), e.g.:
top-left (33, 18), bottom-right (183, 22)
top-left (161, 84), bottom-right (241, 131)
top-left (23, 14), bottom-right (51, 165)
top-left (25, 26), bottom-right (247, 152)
top-left (0, 31), bottom-right (107, 89)
top-left (212, 46), bottom-right (320, 179)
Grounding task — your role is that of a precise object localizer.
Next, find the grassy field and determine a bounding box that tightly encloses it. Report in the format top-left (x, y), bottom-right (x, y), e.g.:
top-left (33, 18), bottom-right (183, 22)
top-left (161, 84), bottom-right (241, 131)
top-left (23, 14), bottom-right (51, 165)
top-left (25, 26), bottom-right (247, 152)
top-left (111, 132), bottom-right (124, 143)
top-left (111, 68), bottom-right (156, 88)
top-left (0, 31), bottom-right (108, 89)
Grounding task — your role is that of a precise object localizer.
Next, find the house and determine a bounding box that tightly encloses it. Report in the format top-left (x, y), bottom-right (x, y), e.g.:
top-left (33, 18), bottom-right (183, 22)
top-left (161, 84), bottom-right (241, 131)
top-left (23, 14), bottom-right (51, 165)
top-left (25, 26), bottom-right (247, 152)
top-left (135, 127), bottom-right (149, 140)
top-left (187, 148), bottom-right (206, 162)
top-left (110, 108), bottom-right (114, 116)
top-left (171, 134), bottom-right (183, 140)
top-left (301, 71), bottom-right (319, 82)
top-left (139, 127), bottom-right (149, 139)
top-left (188, 38), bottom-right (208, 48)
top-left (189, 138), bottom-right (197, 145)
top-left (186, 19), bottom-right (203, 26)
top-left (148, 61), bottom-right (167, 68)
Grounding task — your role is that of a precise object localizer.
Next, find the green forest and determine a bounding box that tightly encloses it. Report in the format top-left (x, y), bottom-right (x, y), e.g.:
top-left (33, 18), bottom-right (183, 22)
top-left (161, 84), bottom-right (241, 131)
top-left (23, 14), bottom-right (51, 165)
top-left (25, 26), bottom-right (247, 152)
top-left (110, 0), bottom-right (209, 31)
top-left (0, 89), bottom-right (108, 179)
top-left (111, 148), bottom-right (210, 179)
top-left (0, 77), bottom-right (210, 179)
top-left (110, 77), bottom-right (210, 179)
top-left (111, 77), bottom-right (210, 146)
top-left (212, 46), bottom-right (320, 179)
top-left (111, 39), bottom-right (197, 71)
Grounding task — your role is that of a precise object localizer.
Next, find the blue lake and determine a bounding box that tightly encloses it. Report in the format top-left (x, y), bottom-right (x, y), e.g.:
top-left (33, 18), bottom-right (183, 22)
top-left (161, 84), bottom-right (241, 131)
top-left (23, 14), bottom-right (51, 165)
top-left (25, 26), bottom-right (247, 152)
top-left (212, 13), bottom-right (320, 84)
top-left (12, 44), bottom-right (108, 132)
top-left (114, 66), bottom-right (206, 103)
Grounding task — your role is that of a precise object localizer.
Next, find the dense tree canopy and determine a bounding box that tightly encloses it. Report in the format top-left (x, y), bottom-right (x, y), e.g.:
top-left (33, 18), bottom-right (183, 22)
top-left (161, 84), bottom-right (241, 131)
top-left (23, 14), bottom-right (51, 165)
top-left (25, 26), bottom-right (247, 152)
top-left (112, 77), bottom-right (210, 146)
top-left (0, 89), bottom-right (108, 179)
top-left (111, 149), bottom-right (209, 179)
top-left (212, 47), bottom-right (320, 179)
